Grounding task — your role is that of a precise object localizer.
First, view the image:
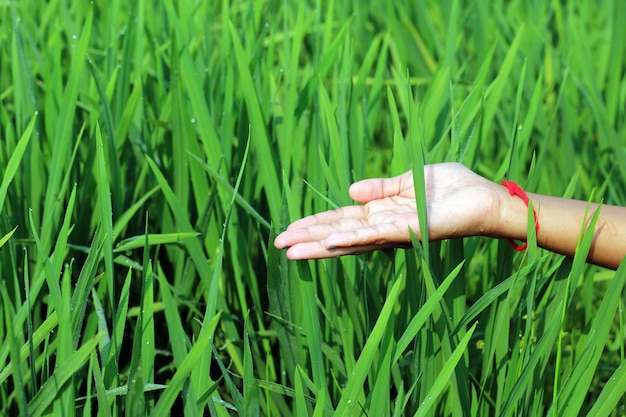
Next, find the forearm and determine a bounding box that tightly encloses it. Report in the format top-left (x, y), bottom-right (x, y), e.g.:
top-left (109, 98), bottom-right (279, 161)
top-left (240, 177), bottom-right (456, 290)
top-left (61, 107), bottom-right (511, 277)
top-left (496, 187), bottom-right (626, 270)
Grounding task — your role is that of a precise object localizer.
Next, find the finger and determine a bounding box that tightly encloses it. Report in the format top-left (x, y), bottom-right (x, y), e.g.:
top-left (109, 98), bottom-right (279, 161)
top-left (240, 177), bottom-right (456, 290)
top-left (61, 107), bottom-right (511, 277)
top-left (285, 241), bottom-right (401, 260)
top-left (349, 171), bottom-right (412, 203)
top-left (285, 205), bottom-right (367, 231)
top-left (324, 222), bottom-right (415, 248)
top-left (275, 217), bottom-right (370, 249)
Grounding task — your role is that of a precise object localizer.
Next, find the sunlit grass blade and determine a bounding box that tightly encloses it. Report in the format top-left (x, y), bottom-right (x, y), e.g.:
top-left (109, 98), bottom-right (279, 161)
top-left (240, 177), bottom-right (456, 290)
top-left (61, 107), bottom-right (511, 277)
top-left (228, 19), bottom-right (281, 224)
top-left (393, 261), bottom-right (464, 362)
top-left (552, 240), bottom-right (626, 416)
top-left (150, 313), bottom-right (221, 416)
top-left (586, 343), bottom-right (626, 417)
top-left (0, 226), bottom-right (18, 249)
top-left (0, 112), bottom-right (36, 215)
top-left (335, 276), bottom-right (404, 415)
top-left (2, 285), bottom-right (28, 417)
top-left (113, 232), bottom-right (200, 252)
top-left (41, 9), bottom-right (92, 244)
top-left (187, 153), bottom-right (271, 230)
top-left (243, 314), bottom-right (260, 417)
top-left (96, 123), bottom-right (116, 314)
top-left (294, 17), bottom-right (353, 118)
top-left (413, 322), bottom-right (477, 417)
top-left (26, 333), bottom-right (103, 417)
top-left (90, 351), bottom-right (112, 417)
top-left (71, 229), bottom-right (104, 348)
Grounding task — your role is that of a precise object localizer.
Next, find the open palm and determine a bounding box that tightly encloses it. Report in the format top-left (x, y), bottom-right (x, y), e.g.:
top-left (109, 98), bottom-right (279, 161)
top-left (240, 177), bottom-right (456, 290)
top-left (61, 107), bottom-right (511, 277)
top-left (274, 163), bottom-right (501, 259)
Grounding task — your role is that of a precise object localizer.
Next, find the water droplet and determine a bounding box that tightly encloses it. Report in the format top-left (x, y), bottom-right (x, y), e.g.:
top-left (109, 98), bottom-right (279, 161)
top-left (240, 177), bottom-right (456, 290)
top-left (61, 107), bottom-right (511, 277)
top-left (190, 117), bottom-right (196, 124)
top-left (72, 34), bottom-right (77, 40)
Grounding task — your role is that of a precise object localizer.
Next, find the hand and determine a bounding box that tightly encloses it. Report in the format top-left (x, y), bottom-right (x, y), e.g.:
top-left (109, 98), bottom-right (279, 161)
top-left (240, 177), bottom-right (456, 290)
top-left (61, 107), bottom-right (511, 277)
top-left (274, 162), bottom-right (503, 259)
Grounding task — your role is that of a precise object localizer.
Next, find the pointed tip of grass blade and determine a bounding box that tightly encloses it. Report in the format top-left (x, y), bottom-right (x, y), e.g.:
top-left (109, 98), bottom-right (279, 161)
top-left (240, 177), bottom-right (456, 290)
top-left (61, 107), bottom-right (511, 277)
top-left (0, 226), bottom-right (18, 250)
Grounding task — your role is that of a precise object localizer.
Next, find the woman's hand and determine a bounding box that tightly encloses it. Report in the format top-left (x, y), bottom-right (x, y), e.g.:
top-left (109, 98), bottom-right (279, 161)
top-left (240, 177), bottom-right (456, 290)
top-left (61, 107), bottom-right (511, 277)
top-left (274, 163), bottom-right (504, 260)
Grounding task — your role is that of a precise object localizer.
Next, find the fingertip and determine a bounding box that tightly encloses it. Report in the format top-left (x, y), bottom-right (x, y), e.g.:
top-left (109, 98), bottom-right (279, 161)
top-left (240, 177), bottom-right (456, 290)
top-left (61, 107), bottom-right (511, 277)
top-left (284, 245), bottom-right (304, 260)
top-left (348, 181), bottom-right (370, 203)
top-left (273, 233), bottom-right (288, 249)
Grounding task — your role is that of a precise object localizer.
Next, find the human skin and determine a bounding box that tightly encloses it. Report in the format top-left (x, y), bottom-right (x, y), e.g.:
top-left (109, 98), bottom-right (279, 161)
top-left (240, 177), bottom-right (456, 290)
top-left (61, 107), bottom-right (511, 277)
top-left (273, 163), bottom-right (626, 270)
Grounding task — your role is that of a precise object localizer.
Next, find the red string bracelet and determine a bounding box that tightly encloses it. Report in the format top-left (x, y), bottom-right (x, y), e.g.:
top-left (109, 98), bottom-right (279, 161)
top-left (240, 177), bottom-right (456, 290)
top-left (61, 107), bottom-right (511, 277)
top-left (501, 180), bottom-right (539, 251)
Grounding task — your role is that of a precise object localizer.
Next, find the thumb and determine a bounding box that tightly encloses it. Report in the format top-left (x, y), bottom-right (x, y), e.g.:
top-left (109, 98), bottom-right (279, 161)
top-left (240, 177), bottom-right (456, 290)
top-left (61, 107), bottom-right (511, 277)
top-left (349, 171), bottom-right (410, 203)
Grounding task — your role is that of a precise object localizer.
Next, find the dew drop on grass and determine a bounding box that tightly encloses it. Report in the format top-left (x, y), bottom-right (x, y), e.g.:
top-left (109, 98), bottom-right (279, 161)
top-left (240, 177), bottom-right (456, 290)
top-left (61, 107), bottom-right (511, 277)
top-left (191, 117), bottom-right (196, 124)
top-left (72, 34), bottom-right (77, 40)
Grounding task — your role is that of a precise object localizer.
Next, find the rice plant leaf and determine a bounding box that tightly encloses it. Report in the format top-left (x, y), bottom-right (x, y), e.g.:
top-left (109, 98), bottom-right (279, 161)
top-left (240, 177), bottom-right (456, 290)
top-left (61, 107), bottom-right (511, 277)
top-left (41, 9), bottom-right (92, 234)
top-left (212, 343), bottom-right (245, 412)
top-left (294, 17), bottom-right (352, 117)
top-left (294, 368), bottom-right (307, 416)
top-left (553, 258), bottom-right (626, 416)
top-left (88, 59), bottom-right (123, 213)
top-left (90, 351), bottom-right (112, 417)
top-left (296, 260), bottom-right (329, 400)
top-left (96, 124), bottom-right (116, 311)
top-left (145, 156), bottom-right (214, 295)
top-left (586, 345), bottom-right (626, 417)
top-left (318, 80), bottom-right (350, 199)
top-left (155, 264), bottom-right (189, 364)
top-left (71, 228), bottom-right (105, 349)
top-left (243, 314), bottom-right (260, 417)
top-left (413, 322), bottom-right (477, 417)
top-left (0, 311), bottom-right (58, 385)
top-left (113, 232), bottom-right (200, 253)
top-left (27, 333), bottom-right (103, 417)
top-left (335, 276), bottom-right (404, 415)
top-left (187, 153), bottom-right (270, 230)
top-left (112, 186), bottom-right (159, 240)
top-left (0, 226), bottom-right (18, 250)
top-left (267, 202), bottom-right (299, 381)
top-left (393, 261), bottom-right (465, 363)
top-left (0, 112), bottom-right (36, 215)
top-left (150, 312), bottom-right (221, 416)
top-left (141, 245), bottom-right (155, 389)
top-left (452, 260), bottom-right (542, 335)
top-left (228, 19), bottom-right (281, 224)
top-left (2, 285), bottom-right (28, 416)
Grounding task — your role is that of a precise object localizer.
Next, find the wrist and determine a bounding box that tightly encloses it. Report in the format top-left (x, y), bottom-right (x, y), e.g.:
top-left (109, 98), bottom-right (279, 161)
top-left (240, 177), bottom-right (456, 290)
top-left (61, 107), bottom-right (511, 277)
top-left (490, 183), bottom-right (530, 241)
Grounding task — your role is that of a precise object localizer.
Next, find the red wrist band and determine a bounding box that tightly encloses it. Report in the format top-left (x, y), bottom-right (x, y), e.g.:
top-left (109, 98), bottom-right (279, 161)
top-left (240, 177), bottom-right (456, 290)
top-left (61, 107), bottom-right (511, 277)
top-left (501, 180), bottom-right (539, 251)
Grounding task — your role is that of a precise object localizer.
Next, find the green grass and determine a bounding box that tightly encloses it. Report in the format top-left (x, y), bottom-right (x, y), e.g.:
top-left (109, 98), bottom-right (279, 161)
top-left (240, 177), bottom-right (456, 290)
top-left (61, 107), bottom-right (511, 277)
top-left (1, 0), bottom-right (626, 415)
